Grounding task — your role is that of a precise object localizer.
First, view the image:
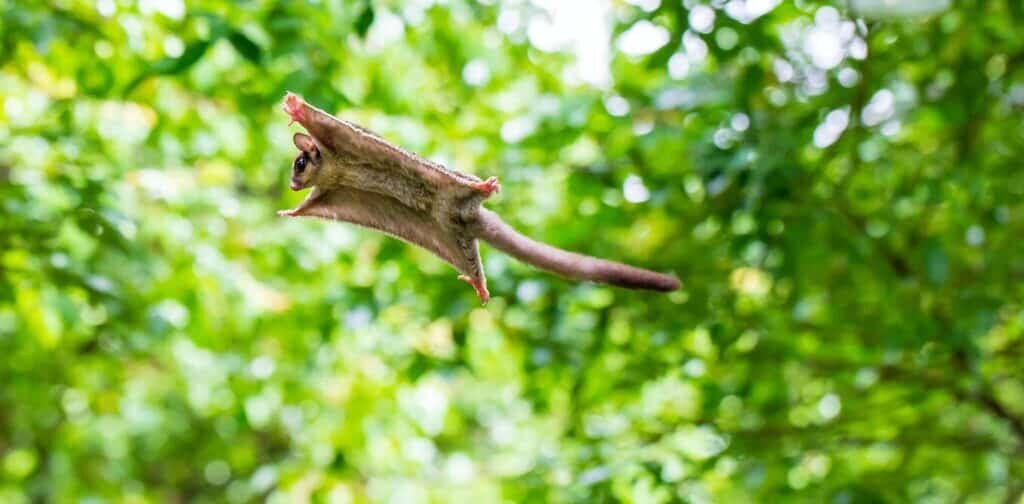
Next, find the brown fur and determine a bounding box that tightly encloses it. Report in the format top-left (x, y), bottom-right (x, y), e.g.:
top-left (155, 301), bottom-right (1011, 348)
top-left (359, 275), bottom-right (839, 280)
top-left (278, 92), bottom-right (679, 303)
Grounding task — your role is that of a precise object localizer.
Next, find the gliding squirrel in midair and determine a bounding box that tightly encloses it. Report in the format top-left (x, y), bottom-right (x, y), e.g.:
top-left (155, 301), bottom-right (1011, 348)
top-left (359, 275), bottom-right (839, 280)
top-left (278, 92), bottom-right (680, 304)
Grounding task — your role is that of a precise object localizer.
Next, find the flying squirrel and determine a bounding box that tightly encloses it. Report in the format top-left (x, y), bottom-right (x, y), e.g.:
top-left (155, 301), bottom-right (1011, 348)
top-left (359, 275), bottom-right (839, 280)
top-left (277, 92), bottom-right (680, 304)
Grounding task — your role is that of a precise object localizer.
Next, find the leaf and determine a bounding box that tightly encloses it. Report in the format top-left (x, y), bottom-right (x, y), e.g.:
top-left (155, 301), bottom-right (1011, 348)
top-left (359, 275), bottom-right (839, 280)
top-left (123, 39), bottom-right (212, 95)
top-left (152, 40), bottom-right (210, 74)
top-left (355, 2), bottom-right (375, 39)
top-left (228, 30), bottom-right (263, 64)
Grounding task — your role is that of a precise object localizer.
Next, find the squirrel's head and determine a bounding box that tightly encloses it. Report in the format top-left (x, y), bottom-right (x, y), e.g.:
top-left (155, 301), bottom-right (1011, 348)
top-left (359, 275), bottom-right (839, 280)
top-left (290, 133), bottom-right (323, 191)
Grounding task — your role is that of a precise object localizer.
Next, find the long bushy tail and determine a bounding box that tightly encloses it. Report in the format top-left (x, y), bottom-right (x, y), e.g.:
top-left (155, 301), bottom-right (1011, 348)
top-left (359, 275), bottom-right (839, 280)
top-left (474, 209), bottom-right (681, 292)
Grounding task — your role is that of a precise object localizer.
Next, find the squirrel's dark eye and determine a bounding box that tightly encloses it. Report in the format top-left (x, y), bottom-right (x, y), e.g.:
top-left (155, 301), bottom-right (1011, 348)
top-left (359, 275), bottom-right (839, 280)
top-left (295, 155), bottom-right (307, 173)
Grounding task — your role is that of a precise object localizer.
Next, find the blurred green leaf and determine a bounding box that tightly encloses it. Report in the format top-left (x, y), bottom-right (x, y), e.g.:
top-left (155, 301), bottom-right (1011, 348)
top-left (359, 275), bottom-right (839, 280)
top-left (123, 39), bottom-right (212, 95)
top-left (228, 31), bottom-right (262, 65)
top-left (355, 1), bottom-right (375, 39)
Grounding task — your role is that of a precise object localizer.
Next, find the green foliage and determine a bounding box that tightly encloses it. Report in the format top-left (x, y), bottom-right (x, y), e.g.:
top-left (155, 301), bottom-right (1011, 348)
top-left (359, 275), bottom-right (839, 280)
top-left (1, 0), bottom-right (1023, 502)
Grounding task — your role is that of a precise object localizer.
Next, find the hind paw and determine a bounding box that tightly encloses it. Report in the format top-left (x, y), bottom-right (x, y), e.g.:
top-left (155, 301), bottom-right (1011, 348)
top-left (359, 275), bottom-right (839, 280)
top-left (458, 274), bottom-right (490, 305)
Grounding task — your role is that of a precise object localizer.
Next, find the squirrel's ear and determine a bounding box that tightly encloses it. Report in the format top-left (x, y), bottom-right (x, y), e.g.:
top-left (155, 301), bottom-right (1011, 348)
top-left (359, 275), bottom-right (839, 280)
top-left (293, 132), bottom-right (317, 153)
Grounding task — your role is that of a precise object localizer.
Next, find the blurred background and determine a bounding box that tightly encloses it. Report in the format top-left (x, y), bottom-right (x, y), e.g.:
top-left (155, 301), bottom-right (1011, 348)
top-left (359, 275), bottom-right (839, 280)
top-left (2, 0), bottom-right (1023, 502)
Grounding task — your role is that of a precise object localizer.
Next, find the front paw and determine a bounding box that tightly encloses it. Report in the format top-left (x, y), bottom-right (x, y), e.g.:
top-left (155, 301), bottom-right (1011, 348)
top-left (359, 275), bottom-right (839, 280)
top-left (277, 209), bottom-right (300, 217)
top-left (282, 92), bottom-right (307, 125)
top-left (470, 176), bottom-right (501, 196)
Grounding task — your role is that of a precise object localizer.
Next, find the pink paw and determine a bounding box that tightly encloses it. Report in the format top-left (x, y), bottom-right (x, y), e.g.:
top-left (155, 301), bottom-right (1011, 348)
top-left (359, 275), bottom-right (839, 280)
top-left (471, 176), bottom-right (501, 196)
top-left (282, 92), bottom-right (306, 125)
top-left (458, 274), bottom-right (490, 305)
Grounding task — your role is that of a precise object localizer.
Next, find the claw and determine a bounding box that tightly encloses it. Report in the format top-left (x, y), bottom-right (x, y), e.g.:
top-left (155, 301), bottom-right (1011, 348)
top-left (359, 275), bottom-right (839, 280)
top-left (277, 209), bottom-right (299, 217)
top-left (470, 176), bottom-right (500, 196)
top-left (282, 92), bottom-right (306, 125)
top-left (458, 274), bottom-right (490, 305)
